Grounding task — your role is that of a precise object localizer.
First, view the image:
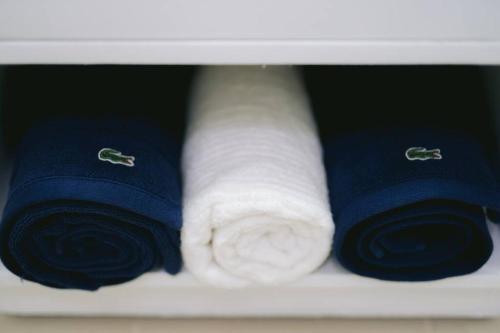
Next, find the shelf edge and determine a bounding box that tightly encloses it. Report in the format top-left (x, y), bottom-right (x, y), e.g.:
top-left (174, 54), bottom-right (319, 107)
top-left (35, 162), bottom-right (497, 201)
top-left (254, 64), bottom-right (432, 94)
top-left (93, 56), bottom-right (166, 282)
top-left (1, 40), bottom-right (500, 65)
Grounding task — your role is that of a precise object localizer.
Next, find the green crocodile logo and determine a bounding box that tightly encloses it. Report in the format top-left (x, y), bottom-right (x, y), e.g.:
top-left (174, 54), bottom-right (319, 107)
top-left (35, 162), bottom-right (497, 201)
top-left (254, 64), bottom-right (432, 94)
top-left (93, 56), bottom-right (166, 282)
top-left (98, 148), bottom-right (135, 167)
top-left (405, 147), bottom-right (442, 161)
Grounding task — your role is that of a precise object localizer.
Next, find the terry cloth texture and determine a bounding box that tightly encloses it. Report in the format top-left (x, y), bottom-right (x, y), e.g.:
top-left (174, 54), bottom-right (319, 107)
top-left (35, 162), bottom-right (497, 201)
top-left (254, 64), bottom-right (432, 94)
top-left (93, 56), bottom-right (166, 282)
top-left (181, 66), bottom-right (333, 287)
top-left (325, 129), bottom-right (499, 281)
top-left (0, 118), bottom-right (182, 290)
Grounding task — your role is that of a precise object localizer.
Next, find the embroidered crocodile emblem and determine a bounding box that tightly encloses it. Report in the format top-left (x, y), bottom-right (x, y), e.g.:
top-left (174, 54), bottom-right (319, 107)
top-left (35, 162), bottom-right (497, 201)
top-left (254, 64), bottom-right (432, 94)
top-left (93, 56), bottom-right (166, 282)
top-left (98, 148), bottom-right (135, 167)
top-left (405, 147), bottom-right (442, 161)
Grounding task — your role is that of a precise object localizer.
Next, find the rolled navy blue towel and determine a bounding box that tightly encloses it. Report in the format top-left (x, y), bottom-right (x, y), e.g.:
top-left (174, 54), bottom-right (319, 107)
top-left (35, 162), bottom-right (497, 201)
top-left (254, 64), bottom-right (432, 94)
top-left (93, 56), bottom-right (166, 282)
top-left (0, 118), bottom-right (182, 290)
top-left (325, 129), bottom-right (499, 281)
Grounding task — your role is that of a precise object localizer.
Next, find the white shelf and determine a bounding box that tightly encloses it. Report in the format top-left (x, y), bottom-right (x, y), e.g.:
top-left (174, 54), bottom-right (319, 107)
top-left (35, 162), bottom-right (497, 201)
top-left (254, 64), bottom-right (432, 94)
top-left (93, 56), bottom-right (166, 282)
top-left (1, 231), bottom-right (500, 318)
top-left (0, 162), bottom-right (500, 318)
top-left (0, 0), bottom-right (500, 64)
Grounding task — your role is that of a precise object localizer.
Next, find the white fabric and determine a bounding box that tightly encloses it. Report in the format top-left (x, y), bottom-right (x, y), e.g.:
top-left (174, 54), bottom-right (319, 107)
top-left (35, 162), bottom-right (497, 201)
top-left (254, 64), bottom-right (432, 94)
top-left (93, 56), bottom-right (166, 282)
top-left (181, 66), bottom-right (334, 287)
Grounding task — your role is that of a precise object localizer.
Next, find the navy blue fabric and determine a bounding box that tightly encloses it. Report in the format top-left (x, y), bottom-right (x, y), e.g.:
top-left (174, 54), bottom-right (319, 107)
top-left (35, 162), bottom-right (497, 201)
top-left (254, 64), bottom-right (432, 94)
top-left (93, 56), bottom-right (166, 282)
top-left (1, 66), bottom-right (195, 155)
top-left (0, 118), bottom-right (182, 290)
top-left (325, 129), bottom-right (498, 281)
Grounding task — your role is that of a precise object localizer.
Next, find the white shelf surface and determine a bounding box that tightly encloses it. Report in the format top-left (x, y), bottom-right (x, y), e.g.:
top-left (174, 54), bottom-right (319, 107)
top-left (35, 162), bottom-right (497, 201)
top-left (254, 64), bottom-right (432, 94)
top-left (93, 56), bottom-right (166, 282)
top-left (0, 0), bottom-right (500, 64)
top-left (0, 163), bottom-right (500, 318)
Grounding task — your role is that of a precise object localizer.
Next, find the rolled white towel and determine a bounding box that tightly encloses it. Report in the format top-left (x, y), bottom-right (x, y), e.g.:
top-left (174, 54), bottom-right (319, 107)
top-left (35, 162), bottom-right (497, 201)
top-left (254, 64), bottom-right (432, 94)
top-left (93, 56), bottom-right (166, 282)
top-left (181, 66), bottom-right (334, 287)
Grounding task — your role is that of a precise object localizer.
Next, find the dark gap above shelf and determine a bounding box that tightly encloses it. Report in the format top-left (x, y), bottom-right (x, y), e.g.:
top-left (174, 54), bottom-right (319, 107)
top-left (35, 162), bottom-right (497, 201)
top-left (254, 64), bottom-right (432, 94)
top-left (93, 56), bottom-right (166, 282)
top-left (0, 65), bottom-right (499, 157)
